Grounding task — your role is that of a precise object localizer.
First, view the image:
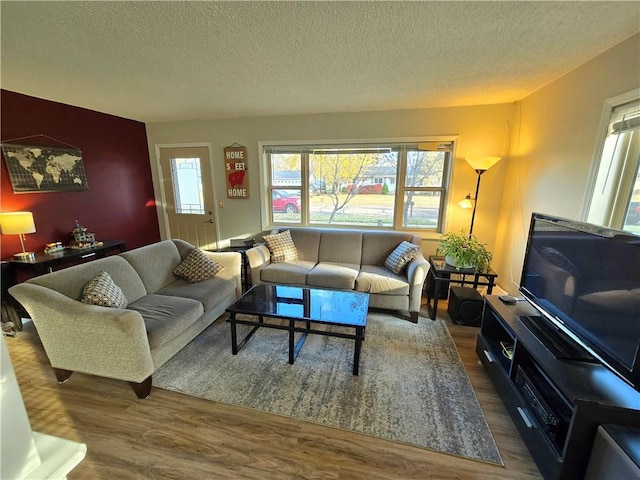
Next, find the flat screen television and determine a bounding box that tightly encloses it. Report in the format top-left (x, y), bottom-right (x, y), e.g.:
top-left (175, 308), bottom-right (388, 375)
top-left (519, 212), bottom-right (640, 391)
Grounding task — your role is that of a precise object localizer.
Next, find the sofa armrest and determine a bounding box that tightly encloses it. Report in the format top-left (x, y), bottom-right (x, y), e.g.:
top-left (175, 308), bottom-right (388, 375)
top-left (406, 253), bottom-right (430, 313)
top-left (9, 283), bottom-right (154, 383)
top-left (204, 251), bottom-right (242, 297)
top-left (246, 244), bottom-right (271, 285)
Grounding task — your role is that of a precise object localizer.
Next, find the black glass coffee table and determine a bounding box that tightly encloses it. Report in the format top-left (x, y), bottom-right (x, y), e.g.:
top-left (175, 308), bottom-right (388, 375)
top-left (226, 284), bottom-right (369, 375)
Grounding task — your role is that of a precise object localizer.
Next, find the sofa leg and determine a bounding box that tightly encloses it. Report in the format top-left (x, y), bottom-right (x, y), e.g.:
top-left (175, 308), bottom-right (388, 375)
top-left (130, 376), bottom-right (152, 399)
top-left (53, 368), bottom-right (73, 383)
top-left (409, 311), bottom-right (419, 324)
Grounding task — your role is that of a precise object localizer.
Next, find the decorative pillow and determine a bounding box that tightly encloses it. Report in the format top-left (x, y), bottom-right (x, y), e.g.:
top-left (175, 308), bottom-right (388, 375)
top-left (82, 271), bottom-right (128, 309)
top-left (173, 248), bottom-right (224, 283)
top-left (384, 241), bottom-right (420, 274)
top-left (263, 230), bottom-right (299, 263)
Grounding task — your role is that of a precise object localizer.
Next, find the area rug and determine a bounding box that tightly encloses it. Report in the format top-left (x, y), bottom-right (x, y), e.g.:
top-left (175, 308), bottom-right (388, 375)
top-left (154, 312), bottom-right (503, 465)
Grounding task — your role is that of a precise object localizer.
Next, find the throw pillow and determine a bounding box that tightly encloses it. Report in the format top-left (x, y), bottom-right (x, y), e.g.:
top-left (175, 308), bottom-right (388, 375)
top-left (384, 241), bottom-right (420, 275)
top-left (263, 230), bottom-right (299, 263)
top-left (82, 271), bottom-right (128, 309)
top-left (173, 248), bottom-right (224, 283)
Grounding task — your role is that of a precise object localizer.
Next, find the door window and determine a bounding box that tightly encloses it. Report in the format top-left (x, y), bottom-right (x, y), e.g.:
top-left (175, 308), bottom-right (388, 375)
top-left (170, 157), bottom-right (205, 214)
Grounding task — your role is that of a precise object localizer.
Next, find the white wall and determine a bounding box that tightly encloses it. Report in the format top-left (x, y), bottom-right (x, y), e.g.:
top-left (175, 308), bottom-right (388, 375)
top-left (493, 33), bottom-right (640, 294)
top-left (146, 103), bottom-right (513, 256)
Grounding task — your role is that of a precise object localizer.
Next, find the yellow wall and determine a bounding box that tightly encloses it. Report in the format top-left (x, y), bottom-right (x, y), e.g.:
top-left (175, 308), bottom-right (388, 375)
top-left (145, 103), bottom-right (513, 256)
top-left (493, 33), bottom-right (640, 293)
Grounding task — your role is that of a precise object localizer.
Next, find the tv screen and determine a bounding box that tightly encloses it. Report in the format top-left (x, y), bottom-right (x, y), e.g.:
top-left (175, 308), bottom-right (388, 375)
top-left (519, 213), bottom-right (640, 390)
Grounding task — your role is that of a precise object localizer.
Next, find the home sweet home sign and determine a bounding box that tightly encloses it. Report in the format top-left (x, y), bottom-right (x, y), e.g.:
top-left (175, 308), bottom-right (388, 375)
top-left (224, 144), bottom-right (249, 199)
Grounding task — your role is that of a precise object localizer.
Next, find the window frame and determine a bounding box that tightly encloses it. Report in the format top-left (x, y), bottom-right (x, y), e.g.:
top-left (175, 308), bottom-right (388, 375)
top-left (584, 89), bottom-right (640, 232)
top-left (259, 137), bottom-right (456, 234)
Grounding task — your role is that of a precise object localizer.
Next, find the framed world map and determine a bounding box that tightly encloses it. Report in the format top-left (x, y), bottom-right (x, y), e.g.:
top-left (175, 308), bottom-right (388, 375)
top-left (2, 144), bottom-right (89, 193)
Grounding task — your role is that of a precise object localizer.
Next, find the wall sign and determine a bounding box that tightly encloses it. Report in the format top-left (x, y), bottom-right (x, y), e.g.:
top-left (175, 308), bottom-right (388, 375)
top-left (224, 144), bottom-right (249, 199)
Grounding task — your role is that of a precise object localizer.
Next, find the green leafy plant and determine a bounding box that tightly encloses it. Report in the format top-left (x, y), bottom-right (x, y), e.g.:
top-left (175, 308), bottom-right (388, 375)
top-left (436, 230), bottom-right (493, 270)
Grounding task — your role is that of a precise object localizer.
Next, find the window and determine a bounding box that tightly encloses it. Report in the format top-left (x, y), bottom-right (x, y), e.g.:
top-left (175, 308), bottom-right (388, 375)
top-left (262, 140), bottom-right (453, 231)
top-left (170, 157), bottom-right (205, 214)
top-left (587, 93), bottom-right (640, 234)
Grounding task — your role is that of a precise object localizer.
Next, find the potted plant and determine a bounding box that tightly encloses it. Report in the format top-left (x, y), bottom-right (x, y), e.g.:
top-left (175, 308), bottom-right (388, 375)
top-left (436, 230), bottom-right (493, 270)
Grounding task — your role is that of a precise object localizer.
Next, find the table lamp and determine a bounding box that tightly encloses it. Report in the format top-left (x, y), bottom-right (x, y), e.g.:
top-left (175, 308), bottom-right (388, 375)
top-left (0, 211), bottom-right (37, 259)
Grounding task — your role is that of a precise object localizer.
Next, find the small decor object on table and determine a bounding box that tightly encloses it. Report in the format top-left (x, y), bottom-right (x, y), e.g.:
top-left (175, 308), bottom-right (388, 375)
top-left (436, 230), bottom-right (492, 270)
top-left (44, 242), bottom-right (65, 255)
top-left (67, 220), bottom-right (103, 250)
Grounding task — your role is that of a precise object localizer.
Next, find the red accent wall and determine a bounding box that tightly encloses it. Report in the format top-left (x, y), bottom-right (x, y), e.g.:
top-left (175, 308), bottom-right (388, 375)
top-left (1, 90), bottom-right (160, 258)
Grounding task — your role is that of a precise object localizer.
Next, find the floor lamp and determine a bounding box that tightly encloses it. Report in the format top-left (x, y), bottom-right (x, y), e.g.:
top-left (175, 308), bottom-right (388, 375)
top-left (459, 156), bottom-right (501, 236)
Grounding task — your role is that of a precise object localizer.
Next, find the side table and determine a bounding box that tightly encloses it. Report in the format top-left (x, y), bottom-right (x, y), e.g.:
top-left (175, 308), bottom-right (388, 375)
top-left (425, 255), bottom-right (497, 320)
top-left (216, 246), bottom-right (251, 291)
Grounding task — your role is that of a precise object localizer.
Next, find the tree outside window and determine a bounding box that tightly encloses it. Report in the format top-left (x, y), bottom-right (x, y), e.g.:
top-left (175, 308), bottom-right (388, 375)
top-left (264, 141), bottom-right (452, 231)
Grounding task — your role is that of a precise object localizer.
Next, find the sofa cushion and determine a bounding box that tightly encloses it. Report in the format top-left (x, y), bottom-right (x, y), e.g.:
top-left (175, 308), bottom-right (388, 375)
top-left (307, 262), bottom-right (360, 290)
top-left (261, 261), bottom-right (316, 285)
top-left (127, 294), bottom-right (204, 349)
top-left (157, 276), bottom-right (236, 311)
top-left (264, 230), bottom-right (299, 263)
top-left (356, 265), bottom-right (410, 295)
top-left (27, 255), bottom-right (147, 305)
top-left (384, 241), bottom-right (420, 274)
top-left (318, 230), bottom-right (363, 265)
top-left (361, 231), bottom-right (415, 265)
top-left (81, 271), bottom-right (128, 309)
top-left (282, 228), bottom-right (321, 263)
top-left (173, 247), bottom-right (224, 283)
top-left (121, 240), bottom-right (183, 294)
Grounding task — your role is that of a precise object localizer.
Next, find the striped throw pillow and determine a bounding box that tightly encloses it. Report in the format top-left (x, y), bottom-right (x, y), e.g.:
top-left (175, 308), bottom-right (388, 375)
top-left (384, 241), bottom-right (420, 275)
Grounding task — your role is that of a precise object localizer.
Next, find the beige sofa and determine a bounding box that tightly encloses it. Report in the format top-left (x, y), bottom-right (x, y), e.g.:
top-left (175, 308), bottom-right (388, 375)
top-left (9, 239), bottom-right (241, 399)
top-left (246, 228), bottom-right (429, 322)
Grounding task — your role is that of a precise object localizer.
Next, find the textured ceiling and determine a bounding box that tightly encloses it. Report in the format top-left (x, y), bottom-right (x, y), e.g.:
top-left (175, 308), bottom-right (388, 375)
top-left (1, 1), bottom-right (639, 123)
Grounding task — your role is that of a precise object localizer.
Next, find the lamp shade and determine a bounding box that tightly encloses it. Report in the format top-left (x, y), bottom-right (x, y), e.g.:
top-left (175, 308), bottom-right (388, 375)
top-left (465, 156), bottom-right (501, 171)
top-left (0, 212), bottom-right (36, 235)
top-left (458, 195), bottom-right (474, 209)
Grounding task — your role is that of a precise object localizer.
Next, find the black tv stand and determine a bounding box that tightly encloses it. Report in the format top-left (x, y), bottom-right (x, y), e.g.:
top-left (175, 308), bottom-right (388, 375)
top-left (518, 315), bottom-right (595, 363)
top-left (477, 295), bottom-right (640, 480)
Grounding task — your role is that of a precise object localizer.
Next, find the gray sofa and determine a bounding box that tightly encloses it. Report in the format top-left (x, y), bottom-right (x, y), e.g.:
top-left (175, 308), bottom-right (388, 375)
top-left (9, 239), bottom-right (241, 399)
top-left (246, 228), bottom-right (429, 322)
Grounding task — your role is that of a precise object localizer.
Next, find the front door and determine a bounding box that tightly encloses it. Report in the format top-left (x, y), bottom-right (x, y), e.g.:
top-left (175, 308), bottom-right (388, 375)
top-left (158, 146), bottom-right (218, 250)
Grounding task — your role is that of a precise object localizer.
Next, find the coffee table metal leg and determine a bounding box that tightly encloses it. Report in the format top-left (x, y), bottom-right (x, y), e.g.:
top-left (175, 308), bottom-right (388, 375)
top-left (353, 326), bottom-right (365, 375)
top-left (289, 319), bottom-right (310, 364)
top-left (289, 319), bottom-right (295, 364)
top-left (230, 314), bottom-right (238, 354)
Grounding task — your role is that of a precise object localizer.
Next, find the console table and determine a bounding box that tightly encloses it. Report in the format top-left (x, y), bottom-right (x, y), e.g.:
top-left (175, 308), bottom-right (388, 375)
top-left (425, 255), bottom-right (497, 320)
top-left (3, 240), bottom-right (126, 330)
top-left (6, 240), bottom-right (126, 277)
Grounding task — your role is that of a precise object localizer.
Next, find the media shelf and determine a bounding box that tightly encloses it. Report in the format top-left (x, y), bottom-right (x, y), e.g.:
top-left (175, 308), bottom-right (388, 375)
top-left (477, 295), bottom-right (640, 480)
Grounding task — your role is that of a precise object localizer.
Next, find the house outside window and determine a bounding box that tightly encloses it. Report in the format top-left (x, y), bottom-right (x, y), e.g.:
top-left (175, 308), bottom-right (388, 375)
top-left (261, 139), bottom-right (454, 232)
top-left (586, 91), bottom-right (640, 234)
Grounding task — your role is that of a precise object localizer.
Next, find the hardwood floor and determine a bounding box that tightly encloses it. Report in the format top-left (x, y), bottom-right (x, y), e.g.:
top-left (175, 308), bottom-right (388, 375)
top-left (5, 304), bottom-right (541, 480)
